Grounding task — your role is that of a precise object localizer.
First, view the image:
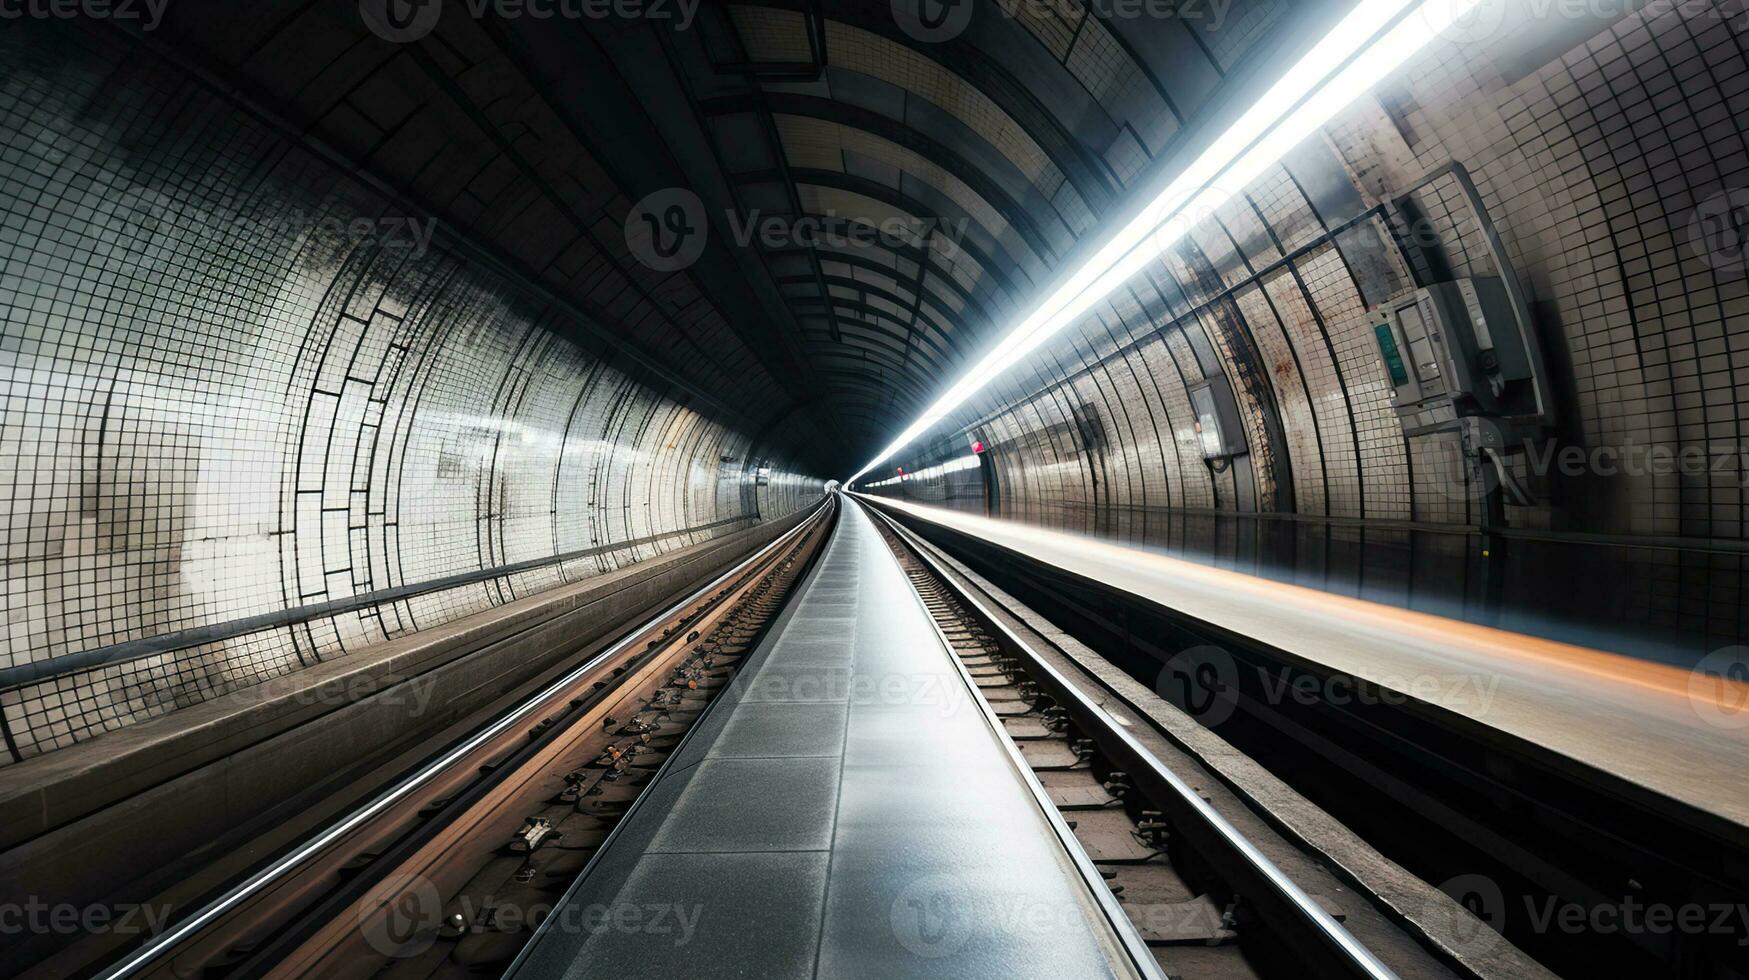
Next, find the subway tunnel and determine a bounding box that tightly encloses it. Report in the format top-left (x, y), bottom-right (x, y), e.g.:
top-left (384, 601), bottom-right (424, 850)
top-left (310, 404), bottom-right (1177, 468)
top-left (2, 1), bottom-right (1748, 978)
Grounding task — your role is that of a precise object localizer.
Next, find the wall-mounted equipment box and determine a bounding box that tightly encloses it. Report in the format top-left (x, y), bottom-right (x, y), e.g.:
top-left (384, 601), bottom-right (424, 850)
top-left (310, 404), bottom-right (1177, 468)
top-left (1187, 375), bottom-right (1248, 459)
top-left (1370, 277), bottom-right (1550, 434)
top-left (754, 466), bottom-right (771, 486)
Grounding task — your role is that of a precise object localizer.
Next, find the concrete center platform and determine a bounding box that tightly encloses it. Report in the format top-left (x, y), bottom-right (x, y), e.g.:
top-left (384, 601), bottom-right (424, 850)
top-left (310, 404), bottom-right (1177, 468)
top-left (509, 504), bottom-right (1138, 979)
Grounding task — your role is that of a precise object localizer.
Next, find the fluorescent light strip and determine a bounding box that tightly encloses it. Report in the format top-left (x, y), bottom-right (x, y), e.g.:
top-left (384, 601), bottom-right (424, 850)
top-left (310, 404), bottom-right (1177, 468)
top-left (849, 0), bottom-right (1482, 485)
top-left (866, 452), bottom-right (981, 488)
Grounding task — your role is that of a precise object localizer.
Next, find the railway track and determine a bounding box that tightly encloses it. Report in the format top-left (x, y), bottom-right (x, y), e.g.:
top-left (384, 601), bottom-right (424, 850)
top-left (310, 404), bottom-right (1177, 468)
top-left (863, 503), bottom-right (1401, 980)
top-left (92, 501), bottom-right (835, 980)
top-left (88, 494), bottom-right (1443, 980)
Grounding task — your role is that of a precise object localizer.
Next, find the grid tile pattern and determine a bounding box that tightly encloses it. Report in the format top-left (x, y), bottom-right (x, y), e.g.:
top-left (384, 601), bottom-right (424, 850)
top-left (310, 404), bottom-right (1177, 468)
top-left (0, 26), bottom-right (820, 763)
top-left (883, 0), bottom-right (1749, 650)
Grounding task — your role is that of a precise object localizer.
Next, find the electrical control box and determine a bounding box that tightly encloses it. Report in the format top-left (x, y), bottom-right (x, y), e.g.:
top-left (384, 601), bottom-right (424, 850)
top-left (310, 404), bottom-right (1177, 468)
top-left (1370, 277), bottom-right (1548, 434)
top-left (1187, 375), bottom-right (1248, 459)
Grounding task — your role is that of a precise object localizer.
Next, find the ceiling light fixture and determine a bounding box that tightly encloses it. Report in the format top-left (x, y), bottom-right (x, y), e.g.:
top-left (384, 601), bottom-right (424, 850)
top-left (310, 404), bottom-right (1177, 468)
top-left (847, 0), bottom-right (1484, 485)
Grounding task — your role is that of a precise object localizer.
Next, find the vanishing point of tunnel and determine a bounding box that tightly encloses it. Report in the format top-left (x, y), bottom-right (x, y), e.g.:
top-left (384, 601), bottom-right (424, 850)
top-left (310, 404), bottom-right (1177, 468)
top-left (2, 2), bottom-right (1748, 979)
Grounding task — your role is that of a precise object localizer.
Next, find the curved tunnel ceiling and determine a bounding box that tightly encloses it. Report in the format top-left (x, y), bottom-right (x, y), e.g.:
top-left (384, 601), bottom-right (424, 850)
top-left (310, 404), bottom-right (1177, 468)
top-left (143, 0), bottom-right (1321, 475)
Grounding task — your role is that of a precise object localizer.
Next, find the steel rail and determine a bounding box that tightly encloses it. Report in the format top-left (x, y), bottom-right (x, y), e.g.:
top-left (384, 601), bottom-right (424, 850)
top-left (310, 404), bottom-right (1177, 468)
top-left (861, 497), bottom-right (1400, 980)
top-left (502, 498), bottom-right (845, 978)
top-left (95, 498), bottom-right (834, 980)
top-left (863, 498), bottom-right (1168, 980)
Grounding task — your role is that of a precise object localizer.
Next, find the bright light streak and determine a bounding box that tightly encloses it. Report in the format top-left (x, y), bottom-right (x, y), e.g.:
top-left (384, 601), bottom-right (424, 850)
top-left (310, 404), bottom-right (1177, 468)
top-left (847, 0), bottom-right (1484, 486)
top-left (864, 452), bottom-right (980, 488)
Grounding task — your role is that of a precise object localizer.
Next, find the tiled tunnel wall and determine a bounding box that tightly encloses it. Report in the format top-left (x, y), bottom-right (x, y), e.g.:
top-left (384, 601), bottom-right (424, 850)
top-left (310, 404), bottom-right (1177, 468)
top-left (714, 0), bottom-right (1307, 456)
top-left (6, 1), bottom-right (1749, 758)
top-left (888, 0), bottom-right (1749, 535)
top-left (871, 1), bottom-right (1749, 654)
top-left (881, 0), bottom-right (1749, 544)
top-left (0, 23), bottom-right (820, 764)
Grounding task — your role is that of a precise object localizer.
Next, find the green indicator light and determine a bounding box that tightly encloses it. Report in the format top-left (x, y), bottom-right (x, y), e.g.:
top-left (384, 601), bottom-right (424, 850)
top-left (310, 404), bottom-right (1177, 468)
top-left (1374, 323), bottom-right (1409, 386)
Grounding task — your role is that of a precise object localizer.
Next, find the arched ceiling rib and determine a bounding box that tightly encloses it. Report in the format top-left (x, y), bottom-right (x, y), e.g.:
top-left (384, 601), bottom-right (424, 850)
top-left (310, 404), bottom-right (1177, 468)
top-left (653, 0), bottom-right (1308, 468)
top-left (145, 0), bottom-right (1308, 474)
